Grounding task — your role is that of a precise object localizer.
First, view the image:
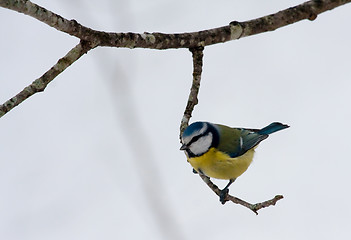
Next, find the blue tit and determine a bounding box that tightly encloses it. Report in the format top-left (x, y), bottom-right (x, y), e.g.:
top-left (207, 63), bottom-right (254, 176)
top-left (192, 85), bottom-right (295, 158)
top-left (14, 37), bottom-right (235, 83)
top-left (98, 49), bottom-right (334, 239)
top-left (180, 121), bottom-right (289, 203)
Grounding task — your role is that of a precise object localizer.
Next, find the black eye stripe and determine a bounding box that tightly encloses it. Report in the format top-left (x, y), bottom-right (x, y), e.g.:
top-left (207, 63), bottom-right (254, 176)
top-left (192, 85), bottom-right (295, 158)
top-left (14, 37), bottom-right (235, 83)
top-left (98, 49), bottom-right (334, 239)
top-left (188, 135), bottom-right (202, 145)
top-left (187, 130), bottom-right (210, 146)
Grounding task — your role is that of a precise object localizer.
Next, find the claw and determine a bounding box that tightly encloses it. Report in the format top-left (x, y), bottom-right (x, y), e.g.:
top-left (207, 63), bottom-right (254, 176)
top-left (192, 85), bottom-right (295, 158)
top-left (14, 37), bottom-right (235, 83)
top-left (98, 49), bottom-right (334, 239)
top-left (219, 178), bottom-right (236, 205)
top-left (219, 188), bottom-right (229, 204)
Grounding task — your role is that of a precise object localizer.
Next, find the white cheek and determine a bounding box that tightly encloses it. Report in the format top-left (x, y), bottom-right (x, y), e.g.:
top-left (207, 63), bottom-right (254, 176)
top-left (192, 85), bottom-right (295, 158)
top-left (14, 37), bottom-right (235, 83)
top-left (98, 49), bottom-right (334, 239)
top-left (189, 133), bottom-right (213, 156)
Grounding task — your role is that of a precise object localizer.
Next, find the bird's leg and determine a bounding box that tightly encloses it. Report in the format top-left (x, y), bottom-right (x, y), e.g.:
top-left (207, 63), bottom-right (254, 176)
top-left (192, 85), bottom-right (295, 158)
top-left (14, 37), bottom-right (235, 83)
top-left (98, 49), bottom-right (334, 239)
top-left (219, 178), bottom-right (236, 204)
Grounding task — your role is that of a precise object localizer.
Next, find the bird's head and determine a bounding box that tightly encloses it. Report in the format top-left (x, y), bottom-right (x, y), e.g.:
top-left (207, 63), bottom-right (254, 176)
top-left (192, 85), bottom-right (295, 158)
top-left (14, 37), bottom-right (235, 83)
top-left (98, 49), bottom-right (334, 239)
top-left (180, 122), bottom-right (219, 157)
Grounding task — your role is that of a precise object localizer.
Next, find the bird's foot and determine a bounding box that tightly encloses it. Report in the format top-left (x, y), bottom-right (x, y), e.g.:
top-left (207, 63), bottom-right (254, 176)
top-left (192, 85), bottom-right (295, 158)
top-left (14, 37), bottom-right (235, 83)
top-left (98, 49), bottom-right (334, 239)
top-left (219, 188), bottom-right (229, 205)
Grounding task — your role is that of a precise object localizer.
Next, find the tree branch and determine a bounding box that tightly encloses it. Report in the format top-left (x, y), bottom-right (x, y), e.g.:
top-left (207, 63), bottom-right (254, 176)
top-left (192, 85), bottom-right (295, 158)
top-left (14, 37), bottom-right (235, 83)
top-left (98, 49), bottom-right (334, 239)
top-left (198, 173), bottom-right (283, 215)
top-left (0, 0), bottom-right (345, 213)
top-left (1, 0), bottom-right (350, 49)
top-left (179, 47), bottom-right (204, 137)
top-left (0, 40), bottom-right (96, 117)
top-left (1, 0), bottom-right (350, 117)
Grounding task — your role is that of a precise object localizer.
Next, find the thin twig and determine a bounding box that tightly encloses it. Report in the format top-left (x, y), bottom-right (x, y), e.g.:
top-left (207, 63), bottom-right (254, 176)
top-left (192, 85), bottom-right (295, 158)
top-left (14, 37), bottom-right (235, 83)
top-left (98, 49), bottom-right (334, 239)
top-left (0, 40), bottom-right (96, 117)
top-left (198, 173), bottom-right (283, 215)
top-left (179, 47), bottom-right (204, 137)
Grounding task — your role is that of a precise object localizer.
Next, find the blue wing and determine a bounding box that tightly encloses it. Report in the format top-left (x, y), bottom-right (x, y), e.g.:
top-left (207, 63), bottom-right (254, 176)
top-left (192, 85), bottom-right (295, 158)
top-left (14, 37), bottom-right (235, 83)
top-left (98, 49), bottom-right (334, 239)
top-left (215, 122), bottom-right (288, 158)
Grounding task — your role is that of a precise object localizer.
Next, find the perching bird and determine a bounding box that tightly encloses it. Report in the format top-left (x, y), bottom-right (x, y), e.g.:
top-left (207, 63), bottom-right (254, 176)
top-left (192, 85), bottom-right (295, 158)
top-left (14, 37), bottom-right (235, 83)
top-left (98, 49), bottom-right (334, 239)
top-left (180, 121), bottom-right (289, 204)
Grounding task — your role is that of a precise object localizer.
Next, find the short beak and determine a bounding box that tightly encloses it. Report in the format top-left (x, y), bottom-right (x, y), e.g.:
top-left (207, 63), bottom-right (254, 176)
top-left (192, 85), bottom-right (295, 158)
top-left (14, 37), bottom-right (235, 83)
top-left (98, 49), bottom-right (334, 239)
top-left (180, 144), bottom-right (187, 150)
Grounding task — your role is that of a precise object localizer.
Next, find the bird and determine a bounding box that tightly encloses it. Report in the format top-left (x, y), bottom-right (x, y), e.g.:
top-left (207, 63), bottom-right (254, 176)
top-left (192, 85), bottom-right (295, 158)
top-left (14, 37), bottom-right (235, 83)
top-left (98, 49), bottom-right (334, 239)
top-left (180, 121), bottom-right (289, 204)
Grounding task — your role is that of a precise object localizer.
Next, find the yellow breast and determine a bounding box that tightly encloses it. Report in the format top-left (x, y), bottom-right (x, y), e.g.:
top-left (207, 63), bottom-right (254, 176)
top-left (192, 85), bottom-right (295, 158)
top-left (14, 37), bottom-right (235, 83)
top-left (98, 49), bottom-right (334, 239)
top-left (187, 147), bottom-right (255, 180)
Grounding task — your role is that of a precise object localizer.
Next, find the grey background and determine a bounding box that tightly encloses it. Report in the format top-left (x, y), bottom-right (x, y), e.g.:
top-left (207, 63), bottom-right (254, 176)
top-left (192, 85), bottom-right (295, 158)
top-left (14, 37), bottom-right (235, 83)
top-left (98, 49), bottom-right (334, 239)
top-left (1, 0), bottom-right (351, 239)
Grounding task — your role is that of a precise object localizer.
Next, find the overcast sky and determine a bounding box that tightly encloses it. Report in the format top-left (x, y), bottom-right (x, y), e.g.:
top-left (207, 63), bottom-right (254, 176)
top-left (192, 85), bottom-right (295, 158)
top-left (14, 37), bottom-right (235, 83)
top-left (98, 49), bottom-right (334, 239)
top-left (1, 1), bottom-right (351, 239)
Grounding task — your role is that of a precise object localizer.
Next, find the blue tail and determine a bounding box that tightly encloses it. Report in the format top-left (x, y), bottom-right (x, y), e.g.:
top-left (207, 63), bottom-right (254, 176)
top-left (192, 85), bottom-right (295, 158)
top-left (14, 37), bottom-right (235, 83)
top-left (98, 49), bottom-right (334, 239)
top-left (258, 122), bottom-right (289, 135)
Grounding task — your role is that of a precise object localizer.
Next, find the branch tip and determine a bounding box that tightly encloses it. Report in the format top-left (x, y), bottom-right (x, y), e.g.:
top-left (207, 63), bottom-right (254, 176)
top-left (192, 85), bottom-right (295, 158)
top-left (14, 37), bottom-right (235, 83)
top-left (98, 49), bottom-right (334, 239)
top-left (0, 41), bottom-right (94, 118)
top-left (197, 172), bottom-right (284, 214)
